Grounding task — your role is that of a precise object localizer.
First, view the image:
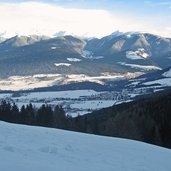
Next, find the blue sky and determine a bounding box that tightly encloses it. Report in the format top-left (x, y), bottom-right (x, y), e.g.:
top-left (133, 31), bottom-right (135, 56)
top-left (2, 0), bottom-right (171, 12)
top-left (0, 0), bottom-right (171, 37)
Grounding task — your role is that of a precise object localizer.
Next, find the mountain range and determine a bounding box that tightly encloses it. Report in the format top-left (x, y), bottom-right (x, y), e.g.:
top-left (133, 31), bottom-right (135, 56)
top-left (0, 31), bottom-right (171, 90)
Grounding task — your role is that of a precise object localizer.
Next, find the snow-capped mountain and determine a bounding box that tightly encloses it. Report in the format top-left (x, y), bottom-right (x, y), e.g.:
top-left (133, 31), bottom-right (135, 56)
top-left (0, 35), bottom-right (49, 49)
top-left (0, 35), bottom-right (86, 79)
top-left (85, 32), bottom-right (171, 69)
top-left (0, 32), bottom-right (171, 90)
top-left (0, 121), bottom-right (171, 171)
top-left (0, 37), bottom-right (6, 43)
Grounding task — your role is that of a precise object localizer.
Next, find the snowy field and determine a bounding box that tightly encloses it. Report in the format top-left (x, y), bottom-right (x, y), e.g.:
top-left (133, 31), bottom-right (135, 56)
top-left (70, 100), bottom-right (115, 110)
top-left (0, 90), bottom-right (118, 116)
top-left (69, 100), bottom-right (116, 117)
top-left (13, 90), bottom-right (101, 99)
top-left (0, 121), bottom-right (171, 171)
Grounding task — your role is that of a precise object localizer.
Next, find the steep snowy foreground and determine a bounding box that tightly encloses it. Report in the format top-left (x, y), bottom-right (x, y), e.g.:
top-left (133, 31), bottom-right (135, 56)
top-left (0, 122), bottom-right (171, 171)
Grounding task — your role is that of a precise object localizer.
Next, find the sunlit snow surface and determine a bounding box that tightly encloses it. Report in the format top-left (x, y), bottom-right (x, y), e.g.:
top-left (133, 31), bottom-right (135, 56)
top-left (0, 73), bottom-right (142, 91)
top-left (118, 62), bottom-right (161, 71)
top-left (0, 121), bottom-right (171, 171)
top-left (126, 48), bottom-right (149, 60)
top-left (67, 58), bottom-right (81, 62)
top-left (54, 63), bottom-right (71, 67)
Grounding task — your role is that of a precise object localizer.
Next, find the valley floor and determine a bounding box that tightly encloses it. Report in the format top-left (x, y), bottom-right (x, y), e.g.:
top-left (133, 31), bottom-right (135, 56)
top-left (0, 90), bottom-right (133, 116)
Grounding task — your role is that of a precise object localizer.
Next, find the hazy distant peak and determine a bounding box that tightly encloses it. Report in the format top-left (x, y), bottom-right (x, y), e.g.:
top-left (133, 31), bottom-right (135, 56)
top-left (0, 35), bottom-right (50, 48)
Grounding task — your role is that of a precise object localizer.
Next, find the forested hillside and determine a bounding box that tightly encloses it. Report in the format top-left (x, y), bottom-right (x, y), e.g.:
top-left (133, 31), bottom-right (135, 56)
top-left (0, 89), bottom-right (171, 148)
top-left (74, 90), bottom-right (171, 148)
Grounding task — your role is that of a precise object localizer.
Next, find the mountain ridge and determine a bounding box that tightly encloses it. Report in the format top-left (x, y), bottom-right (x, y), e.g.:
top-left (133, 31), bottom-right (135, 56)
top-left (0, 32), bottom-right (171, 90)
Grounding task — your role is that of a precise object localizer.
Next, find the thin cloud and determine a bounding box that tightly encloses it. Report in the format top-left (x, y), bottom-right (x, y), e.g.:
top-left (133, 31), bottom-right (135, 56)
top-left (145, 1), bottom-right (171, 6)
top-left (0, 2), bottom-right (117, 37)
top-left (0, 1), bottom-right (170, 38)
top-left (156, 1), bottom-right (171, 5)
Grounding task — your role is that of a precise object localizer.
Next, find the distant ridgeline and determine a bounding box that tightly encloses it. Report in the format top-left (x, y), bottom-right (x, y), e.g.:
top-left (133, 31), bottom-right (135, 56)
top-left (0, 89), bottom-right (171, 148)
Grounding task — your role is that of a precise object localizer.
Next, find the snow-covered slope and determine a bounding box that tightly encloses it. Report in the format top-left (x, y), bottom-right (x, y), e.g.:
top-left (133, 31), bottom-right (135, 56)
top-left (0, 121), bottom-right (171, 171)
top-left (126, 66), bottom-right (171, 91)
top-left (126, 48), bottom-right (149, 60)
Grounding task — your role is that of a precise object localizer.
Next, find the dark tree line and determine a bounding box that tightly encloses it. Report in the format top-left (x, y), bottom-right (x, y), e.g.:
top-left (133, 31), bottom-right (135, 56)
top-left (0, 100), bottom-right (68, 129)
